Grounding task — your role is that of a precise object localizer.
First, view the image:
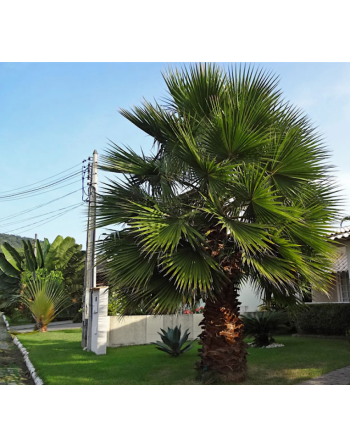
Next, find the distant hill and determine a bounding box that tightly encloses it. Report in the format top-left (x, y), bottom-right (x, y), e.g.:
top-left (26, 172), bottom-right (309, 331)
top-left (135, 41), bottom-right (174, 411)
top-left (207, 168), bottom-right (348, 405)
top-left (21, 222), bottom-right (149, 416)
top-left (0, 233), bottom-right (36, 253)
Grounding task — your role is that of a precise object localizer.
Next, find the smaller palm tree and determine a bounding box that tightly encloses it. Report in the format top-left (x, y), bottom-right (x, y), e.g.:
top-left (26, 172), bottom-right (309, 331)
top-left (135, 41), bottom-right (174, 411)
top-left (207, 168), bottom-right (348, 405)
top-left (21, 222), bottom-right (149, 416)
top-left (242, 312), bottom-right (288, 347)
top-left (20, 278), bottom-right (71, 332)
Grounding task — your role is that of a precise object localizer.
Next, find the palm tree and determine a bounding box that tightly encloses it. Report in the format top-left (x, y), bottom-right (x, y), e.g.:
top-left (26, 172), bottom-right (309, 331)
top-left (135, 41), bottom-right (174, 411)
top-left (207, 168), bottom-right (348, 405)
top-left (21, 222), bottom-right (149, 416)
top-left (96, 64), bottom-right (340, 383)
top-left (20, 277), bottom-right (71, 332)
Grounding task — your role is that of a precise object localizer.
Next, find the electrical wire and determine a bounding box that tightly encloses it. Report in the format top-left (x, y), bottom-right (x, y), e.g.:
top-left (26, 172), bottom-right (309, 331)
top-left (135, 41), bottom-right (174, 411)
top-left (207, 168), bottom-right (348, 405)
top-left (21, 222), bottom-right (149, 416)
top-left (0, 179), bottom-right (81, 202)
top-left (1, 157), bottom-right (90, 238)
top-left (0, 188), bottom-right (82, 223)
top-left (0, 202), bottom-right (83, 229)
top-left (0, 170), bottom-right (82, 200)
top-left (0, 161), bottom-right (85, 194)
top-left (6, 203), bottom-right (85, 234)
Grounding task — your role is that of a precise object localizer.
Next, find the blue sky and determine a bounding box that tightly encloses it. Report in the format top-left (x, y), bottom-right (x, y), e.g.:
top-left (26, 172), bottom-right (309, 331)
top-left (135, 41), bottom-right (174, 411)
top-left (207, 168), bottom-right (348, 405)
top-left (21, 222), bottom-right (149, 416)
top-left (1, 62), bottom-right (350, 247)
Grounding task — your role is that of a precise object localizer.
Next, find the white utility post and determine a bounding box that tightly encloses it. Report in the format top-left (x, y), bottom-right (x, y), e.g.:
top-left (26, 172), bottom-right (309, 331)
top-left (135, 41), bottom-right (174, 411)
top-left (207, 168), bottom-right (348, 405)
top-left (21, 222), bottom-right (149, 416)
top-left (82, 150), bottom-right (98, 350)
top-left (90, 286), bottom-right (109, 355)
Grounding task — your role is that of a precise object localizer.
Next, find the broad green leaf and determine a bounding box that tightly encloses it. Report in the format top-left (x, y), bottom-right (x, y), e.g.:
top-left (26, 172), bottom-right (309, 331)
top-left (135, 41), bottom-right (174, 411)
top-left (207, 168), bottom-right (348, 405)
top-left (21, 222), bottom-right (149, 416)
top-left (1, 243), bottom-right (22, 271)
top-left (0, 253), bottom-right (21, 278)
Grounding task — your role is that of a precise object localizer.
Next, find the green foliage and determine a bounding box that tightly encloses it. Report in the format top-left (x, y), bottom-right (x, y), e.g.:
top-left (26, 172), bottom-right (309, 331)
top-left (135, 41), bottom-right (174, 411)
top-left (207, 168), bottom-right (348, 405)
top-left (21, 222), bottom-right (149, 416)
top-left (242, 311), bottom-right (289, 347)
top-left (96, 63), bottom-right (340, 316)
top-left (0, 235), bottom-right (84, 318)
top-left (20, 277), bottom-right (71, 330)
top-left (21, 268), bottom-right (64, 285)
top-left (108, 295), bottom-right (119, 315)
top-left (345, 328), bottom-right (350, 345)
top-left (292, 304), bottom-right (350, 336)
top-left (108, 292), bottom-right (148, 316)
top-left (152, 325), bottom-right (195, 356)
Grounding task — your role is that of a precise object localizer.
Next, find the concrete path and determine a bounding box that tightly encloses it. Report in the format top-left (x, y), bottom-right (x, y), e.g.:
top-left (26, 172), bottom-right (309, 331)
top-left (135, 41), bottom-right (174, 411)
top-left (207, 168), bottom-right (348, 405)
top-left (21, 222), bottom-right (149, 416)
top-left (10, 320), bottom-right (82, 333)
top-left (299, 366), bottom-right (350, 385)
top-left (0, 314), bottom-right (34, 385)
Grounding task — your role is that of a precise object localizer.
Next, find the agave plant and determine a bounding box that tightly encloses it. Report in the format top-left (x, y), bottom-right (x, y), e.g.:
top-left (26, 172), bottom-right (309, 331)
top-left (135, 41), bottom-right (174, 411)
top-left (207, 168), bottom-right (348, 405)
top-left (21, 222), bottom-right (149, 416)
top-left (152, 325), bottom-right (194, 357)
top-left (242, 311), bottom-right (288, 347)
top-left (20, 277), bottom-right (71, 332)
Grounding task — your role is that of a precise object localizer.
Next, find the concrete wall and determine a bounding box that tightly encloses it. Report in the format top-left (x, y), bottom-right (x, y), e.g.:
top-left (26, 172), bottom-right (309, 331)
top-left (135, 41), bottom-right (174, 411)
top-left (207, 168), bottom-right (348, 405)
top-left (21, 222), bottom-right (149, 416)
top-left (107, 314), bottom-right (203, 347)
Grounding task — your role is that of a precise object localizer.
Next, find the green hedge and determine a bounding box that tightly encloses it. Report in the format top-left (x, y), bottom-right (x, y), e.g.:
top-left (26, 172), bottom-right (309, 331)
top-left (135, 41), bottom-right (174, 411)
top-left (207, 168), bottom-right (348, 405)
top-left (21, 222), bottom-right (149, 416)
top-left (292, 304), bottom-right (350, 336)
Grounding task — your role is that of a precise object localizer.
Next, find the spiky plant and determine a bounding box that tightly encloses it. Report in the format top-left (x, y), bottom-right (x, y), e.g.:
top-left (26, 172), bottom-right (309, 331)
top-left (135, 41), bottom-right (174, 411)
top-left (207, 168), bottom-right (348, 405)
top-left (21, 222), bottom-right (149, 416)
top-left (96, 63), bottom-right (340, 383)
top-left (242, 311), bottom-right (288, 347)
top-left (20, 278), bottom-right (71, 332)
top-left (152, 325), bottom-right (194, 356)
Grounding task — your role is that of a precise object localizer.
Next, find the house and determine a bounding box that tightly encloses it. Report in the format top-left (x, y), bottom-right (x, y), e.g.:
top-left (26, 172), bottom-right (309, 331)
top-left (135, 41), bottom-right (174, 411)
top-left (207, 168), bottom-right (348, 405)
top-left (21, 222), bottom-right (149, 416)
top-left (312, 226), bottom-right (350, 303)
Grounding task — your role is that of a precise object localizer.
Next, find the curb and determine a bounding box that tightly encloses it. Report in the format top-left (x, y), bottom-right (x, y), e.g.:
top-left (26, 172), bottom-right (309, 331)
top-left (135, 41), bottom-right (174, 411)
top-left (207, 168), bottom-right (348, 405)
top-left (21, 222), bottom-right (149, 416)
top-left (2, 313), bottom-right (44, 385)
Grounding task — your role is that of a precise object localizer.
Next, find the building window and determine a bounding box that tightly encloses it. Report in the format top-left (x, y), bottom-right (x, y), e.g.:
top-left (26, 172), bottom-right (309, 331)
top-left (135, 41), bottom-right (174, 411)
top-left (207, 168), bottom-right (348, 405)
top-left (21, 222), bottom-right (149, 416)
top-left (339, 271), bottom-right (350, 302)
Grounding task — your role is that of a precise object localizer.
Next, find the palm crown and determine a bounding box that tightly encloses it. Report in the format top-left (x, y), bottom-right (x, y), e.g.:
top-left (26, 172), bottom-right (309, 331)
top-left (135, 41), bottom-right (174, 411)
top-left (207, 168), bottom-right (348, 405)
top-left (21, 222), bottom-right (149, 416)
top-left (97, 64), bottom-right (339, 315)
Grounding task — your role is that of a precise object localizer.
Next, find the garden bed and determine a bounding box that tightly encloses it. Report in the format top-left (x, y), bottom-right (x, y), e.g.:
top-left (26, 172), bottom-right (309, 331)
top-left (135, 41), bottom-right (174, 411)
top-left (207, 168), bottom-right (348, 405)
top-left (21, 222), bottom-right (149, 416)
top-left (16, 329), bottom-right (350, 385)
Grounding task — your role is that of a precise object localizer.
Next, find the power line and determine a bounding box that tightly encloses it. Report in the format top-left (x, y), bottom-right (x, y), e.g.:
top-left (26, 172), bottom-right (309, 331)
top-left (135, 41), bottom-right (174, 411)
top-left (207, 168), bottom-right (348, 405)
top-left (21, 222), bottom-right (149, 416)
top-left (0, 170), bottom-right (82, 200)
top-left (1, 157), bottom-right (90, 238)
top-left (0, 202), bottom-right (83, 229)
top-left (0, 179), bottom-right (81, 202)
top-left (6, 203), bottom-right (84, 234)
top-left (0, 188), bottom-right (82, 223)
top-left (0, 161), bottom-right (85, 194)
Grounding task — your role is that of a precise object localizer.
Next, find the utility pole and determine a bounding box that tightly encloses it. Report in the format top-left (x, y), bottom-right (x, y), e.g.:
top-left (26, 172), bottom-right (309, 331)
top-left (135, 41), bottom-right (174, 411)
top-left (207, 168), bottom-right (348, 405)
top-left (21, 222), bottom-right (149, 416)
top-left (82, 150), bottom-right (98, 350)
top-left (34, 234), bottom-right (37, 257)
top-left (33, 233), bottom-right (37, 280)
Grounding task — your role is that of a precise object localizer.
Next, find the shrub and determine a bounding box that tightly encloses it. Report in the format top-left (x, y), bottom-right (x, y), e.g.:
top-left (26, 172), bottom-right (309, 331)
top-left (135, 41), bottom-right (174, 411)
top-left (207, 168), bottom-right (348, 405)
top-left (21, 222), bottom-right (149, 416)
top-left (72, 309), bottom-right (82, 323)
top-left (242, 311), bottom-right (288, 347)
top-left (152, 325), bottom-right (194, 356)
top-left (346, 328), bottom-right (350, 345)
top-left (292, 304), bottom-right (350, 336)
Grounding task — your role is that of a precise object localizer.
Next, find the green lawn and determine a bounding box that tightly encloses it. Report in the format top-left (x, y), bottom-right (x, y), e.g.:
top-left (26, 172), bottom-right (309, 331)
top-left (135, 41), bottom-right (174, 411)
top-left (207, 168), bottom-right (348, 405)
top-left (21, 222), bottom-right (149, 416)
top-left (16, 329), bottom-right (350, 385)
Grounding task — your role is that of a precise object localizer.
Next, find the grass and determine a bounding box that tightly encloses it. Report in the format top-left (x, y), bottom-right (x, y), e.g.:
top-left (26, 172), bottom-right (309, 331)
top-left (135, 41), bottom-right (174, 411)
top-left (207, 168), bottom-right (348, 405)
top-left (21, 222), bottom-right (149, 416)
top-left (17, 329), bottom-right (350, 385)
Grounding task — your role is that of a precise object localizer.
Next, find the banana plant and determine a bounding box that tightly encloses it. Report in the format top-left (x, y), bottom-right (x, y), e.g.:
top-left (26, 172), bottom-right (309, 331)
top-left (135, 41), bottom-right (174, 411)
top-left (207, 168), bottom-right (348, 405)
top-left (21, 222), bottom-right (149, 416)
top-left (0, 235), bottom-right (83, 309)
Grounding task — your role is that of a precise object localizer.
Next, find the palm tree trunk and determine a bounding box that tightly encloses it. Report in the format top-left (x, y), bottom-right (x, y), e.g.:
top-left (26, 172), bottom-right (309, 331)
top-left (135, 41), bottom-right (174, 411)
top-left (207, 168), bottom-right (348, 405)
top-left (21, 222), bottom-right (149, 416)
top-left (37, 319), bottom-right (48, 332)
top-left (197, 282), bottom-right (247, 383)
top-left (198, 233), bottom-right (247, 383)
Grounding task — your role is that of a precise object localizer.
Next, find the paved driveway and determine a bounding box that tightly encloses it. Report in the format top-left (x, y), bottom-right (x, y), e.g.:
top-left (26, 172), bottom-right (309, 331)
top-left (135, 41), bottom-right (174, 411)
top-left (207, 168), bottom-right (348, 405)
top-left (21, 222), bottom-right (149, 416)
top-left (10, 320), bottom-right (82, 333)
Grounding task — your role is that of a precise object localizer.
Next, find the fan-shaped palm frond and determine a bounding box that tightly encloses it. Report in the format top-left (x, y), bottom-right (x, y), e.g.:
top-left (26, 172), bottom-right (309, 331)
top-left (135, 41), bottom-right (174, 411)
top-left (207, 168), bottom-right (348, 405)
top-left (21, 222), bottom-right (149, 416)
top-left (96, 63), bottom-right (340, 382)
top-left (20, 277), bottom-right (71, 331)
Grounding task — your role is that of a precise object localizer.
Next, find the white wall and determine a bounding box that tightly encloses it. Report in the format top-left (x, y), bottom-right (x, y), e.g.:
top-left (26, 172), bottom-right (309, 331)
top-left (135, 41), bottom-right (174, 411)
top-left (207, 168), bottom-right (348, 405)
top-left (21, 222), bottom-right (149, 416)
top-left (107, 314), bottom-right (203, 347)
top-left (105, 284), bottom-right (261, 349)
